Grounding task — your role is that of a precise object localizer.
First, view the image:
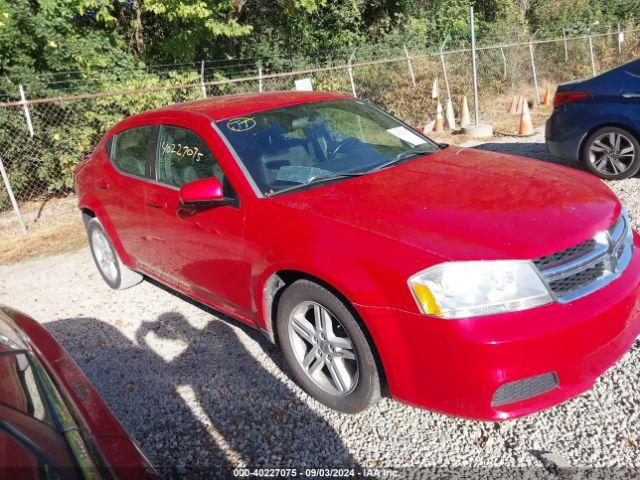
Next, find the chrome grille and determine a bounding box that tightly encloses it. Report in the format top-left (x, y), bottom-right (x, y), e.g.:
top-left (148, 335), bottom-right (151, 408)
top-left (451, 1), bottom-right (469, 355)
top-left (534, 213), bottom-right (633, 302)
top-left (533, 239), bottom-right (596, 270)
top-left (546, 261), bottom-right (605, 297)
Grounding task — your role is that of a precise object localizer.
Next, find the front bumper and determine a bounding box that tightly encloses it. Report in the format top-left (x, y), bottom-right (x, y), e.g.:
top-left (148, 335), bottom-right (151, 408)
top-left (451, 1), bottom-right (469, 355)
top-left (359, 233), bottom-right (640, 420)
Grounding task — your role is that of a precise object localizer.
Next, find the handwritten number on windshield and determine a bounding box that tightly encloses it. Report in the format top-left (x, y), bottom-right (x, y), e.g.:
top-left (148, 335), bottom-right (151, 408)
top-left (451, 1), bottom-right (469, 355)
top-left (161, 141), bottom-right (204, 161)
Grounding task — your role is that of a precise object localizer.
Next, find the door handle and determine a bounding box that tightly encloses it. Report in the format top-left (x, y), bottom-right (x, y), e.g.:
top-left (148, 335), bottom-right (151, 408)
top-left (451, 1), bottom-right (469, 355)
top-left (146, 198), bottom-right (167, 209)
top-left (95, 179), bottom-right (111, 190)
top-left (622, 92), bottom-right (640, 98)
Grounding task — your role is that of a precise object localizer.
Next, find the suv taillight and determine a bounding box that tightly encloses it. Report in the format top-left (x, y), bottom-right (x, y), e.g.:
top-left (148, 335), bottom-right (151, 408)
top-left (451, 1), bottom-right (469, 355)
top-left (553, 91), bottom-right (593, 108)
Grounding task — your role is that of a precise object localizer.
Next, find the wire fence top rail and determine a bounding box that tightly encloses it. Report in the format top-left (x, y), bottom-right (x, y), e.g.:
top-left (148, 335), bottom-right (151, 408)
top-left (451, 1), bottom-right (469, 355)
top-left (0, 26), bottom-right (637, 108)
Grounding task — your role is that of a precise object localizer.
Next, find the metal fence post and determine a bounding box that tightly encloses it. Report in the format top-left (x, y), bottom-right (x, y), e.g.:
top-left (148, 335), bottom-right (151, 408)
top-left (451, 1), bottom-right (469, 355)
top-left (348, 49), bottom-right (357, 98)
top-left (617, 23), bottom-right (622, 54)
top-left (562, 29), bottom-right (568, 62)
top-left (528, 39), bottom-right (540, 104)
top-left (258, 66), bottom-right (263, 92)
top-left (0, 154), bottom-right (26, 234)
top-left (470, 8), bottom-right (479, 124)
top-left (403, 45), bottom-right (416, 87)
top-left (588, 35), bottom-right (596, 77)
top-left (499, 47), bottom-right (507, 78)
top-left (200, 61), bottom-right (207, 98)
top-left (18, 84), bottom-right (34, 137)
top-left (439, 38), bottom-right (451, 101)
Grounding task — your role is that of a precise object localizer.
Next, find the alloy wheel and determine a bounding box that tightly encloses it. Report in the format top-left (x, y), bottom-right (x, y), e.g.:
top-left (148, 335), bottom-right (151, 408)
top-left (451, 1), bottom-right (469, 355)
top-left (588, 132), bottom-right (636, 175)
top-left (288, 301), bottom-right (359, 396)
top-left (91, 228), bottom-right (118, 283)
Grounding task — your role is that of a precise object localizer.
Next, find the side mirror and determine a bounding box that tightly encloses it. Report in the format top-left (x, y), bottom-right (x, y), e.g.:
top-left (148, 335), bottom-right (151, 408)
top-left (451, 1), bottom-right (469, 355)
top-left (179, 177), bottom-right (231, 207)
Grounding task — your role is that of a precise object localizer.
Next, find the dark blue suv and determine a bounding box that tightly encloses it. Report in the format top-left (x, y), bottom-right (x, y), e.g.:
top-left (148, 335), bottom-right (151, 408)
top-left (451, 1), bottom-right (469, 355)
top-left (546, 59), bottom-right (640, 180)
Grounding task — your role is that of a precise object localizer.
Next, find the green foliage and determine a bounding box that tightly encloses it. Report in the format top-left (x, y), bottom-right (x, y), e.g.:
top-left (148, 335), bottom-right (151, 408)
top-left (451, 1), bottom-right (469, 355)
top-left (142, 0), bottom-right (253, 61)
top-left (0, 0), bottom-right (637, 203)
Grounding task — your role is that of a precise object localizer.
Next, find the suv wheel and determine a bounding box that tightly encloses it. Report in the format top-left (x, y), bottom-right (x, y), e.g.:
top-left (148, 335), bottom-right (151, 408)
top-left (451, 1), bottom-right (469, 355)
top-left (276, 279), bottom-right (381, 413)
top-left (582, 126), bottom-right (640, 180)
top-left (86, 218), bottom-right (143, 290)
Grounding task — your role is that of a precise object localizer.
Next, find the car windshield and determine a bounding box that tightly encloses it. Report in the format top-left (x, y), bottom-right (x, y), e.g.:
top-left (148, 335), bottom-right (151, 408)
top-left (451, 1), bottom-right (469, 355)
top-left (216, 99), bottom-right (440, 195)
top-left (0, 351), bottom-right (71, 479)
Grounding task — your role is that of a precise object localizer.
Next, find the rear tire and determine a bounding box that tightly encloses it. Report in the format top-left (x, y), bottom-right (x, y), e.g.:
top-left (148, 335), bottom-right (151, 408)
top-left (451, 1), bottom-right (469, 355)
top-left (86, 218), bottom-right (142, 290)
top-left (582, 126), bottom-right (640, 180)
top-left (276, 279), bottom-right (381, 413)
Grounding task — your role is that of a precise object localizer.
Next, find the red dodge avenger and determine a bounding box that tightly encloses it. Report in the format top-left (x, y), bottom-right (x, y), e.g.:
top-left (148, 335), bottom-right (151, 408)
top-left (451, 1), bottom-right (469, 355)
top-left (75, 91), bottom-right (640, 420)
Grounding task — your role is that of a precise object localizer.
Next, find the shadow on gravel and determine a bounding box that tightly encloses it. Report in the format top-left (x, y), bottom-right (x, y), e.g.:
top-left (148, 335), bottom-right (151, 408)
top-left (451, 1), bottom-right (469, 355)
top-left (143, 277), bottom-right (302, 387)
top-left (46, 313), bottom-right (357, 479)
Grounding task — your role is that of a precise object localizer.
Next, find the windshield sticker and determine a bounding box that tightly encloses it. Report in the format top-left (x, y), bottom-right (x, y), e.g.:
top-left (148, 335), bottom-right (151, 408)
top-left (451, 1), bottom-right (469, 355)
top-left (386, 126), bottom-right (427, 146)
top-left (227, 117), bottom-right (256, 132)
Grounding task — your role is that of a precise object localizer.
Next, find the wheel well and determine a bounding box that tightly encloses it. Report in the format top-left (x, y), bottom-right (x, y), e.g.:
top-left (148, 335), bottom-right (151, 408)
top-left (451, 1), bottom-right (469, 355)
top-left (264, 269), bottom-right (389, 395)
top-left (80, 208), bottom-right (95, 226)
top-left (579, 123), bottom-right (639, 160)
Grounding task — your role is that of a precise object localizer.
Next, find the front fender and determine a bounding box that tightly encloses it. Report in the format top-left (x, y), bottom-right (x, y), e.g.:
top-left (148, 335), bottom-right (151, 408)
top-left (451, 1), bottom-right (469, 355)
top-left (248, 209), bottom-right (441, 340)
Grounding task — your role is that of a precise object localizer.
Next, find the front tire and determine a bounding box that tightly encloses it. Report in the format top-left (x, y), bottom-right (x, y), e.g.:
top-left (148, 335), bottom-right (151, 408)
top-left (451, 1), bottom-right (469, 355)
top-left (86, 218), bottom-right (143, 290)
top-left (582, 126), bottom-right (640, 180)
top-left (276, 280), bottom-right (381, 413)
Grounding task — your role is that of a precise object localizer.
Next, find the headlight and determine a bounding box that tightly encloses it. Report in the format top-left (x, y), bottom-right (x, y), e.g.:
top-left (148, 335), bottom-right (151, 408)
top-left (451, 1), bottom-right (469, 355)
top-left (408, 260), bottom-right (553, 319)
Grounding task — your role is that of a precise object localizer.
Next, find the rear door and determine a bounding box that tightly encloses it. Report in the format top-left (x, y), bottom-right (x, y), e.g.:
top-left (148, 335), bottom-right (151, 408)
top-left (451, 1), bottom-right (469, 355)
top-left (97, 125), bottom-right (155, 264)
top-left (142, 122), bottom-right (252, 320)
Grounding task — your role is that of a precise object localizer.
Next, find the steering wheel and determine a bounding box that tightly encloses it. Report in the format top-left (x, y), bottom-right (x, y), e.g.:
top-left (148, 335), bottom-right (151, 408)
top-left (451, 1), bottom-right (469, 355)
top-left (329, 137), bottom-right (361, 160)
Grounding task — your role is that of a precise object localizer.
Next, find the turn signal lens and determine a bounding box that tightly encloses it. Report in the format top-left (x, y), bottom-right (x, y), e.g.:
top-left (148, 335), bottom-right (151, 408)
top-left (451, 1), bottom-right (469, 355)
top-left (411, 283), bottom-right (442, 316)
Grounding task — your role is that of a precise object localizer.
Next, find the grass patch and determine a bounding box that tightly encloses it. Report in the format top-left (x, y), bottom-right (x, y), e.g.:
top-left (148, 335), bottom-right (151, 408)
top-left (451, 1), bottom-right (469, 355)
top-left (0, 218), bottom-right (87, 265)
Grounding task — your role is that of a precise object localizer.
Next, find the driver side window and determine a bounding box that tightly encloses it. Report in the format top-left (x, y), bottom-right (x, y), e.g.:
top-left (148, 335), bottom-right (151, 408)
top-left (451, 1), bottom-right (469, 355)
top-left (155, 125), bottom-right (224, 188)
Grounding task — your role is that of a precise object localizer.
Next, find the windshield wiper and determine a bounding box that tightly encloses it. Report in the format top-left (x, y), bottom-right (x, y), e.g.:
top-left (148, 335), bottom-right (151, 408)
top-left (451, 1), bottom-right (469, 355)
top-left (365, 147), bottom-right (434, 173)
top-left (267, 147), bottom-right (433, 197)
top-left (267, 172), bottom-right (364, 196)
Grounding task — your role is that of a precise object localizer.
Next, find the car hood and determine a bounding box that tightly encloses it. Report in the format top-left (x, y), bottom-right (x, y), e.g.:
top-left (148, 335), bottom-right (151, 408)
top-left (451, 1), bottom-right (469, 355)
top-left (276, 146), bottom-right (621, 261)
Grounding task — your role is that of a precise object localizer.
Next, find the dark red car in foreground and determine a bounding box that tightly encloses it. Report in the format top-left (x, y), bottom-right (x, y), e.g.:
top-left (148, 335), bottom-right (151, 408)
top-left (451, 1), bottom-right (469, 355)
top-left (0, 306), bottom-right (156, 478)
top-left (75, 91), bottom-right (640, 420)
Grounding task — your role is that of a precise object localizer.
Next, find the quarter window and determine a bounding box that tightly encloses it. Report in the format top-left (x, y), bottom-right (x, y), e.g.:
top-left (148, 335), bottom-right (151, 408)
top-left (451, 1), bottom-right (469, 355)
top-left (111, 126), bottom-right (153, 177)
top-left (156, 125), bottom-right (224, 188)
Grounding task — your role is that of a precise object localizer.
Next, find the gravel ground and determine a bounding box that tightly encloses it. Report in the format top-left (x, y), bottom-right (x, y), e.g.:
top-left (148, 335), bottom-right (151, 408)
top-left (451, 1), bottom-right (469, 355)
top-left (1, 129), bottom-right (639, 479)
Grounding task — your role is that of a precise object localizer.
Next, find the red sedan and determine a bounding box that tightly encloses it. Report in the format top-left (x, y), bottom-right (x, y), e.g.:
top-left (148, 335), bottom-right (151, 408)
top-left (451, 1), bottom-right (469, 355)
top-left (0, 305), bottom-right (157, 478)
top-left (74, 91), bottom-right (640, 420)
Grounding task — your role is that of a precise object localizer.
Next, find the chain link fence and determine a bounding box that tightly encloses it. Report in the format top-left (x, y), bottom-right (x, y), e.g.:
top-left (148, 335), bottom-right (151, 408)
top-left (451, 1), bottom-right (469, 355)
top-left (1, 27), bottom-right (639, 239)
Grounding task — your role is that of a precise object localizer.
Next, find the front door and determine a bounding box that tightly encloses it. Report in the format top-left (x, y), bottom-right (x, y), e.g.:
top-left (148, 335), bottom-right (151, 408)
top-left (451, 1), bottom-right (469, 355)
top-left (142, 123), bottom-right (252, 320)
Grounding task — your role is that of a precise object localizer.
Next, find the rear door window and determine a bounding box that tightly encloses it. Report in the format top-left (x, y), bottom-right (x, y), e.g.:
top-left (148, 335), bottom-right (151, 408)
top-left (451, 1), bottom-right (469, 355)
top-left (111, 126), bottom-right (154, 178)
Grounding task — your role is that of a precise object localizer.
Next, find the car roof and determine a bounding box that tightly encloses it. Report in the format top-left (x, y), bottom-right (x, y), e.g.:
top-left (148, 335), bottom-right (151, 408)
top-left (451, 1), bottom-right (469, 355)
top-left (149, 91), bottom-right (352, 122)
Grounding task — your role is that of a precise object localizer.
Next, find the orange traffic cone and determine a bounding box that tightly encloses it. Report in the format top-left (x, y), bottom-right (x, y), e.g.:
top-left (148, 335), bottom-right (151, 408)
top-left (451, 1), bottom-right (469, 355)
top-left (519, 99), bottom-right (534, 136)
top-left (460, 96), bottom-right (471, 126)
top-left (541, 88), bottom-right (551, 106)
top-left (435, 102), bottom-right (444, 133)
top-left (508, 96), bottom-right (518, 114)
top-left (516, 96), bottom-right (524, 114)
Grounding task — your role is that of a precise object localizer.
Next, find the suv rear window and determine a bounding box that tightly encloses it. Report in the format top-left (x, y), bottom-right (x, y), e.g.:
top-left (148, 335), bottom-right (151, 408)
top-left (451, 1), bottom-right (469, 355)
top-left (111, 126), bottom-right (154, 177)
